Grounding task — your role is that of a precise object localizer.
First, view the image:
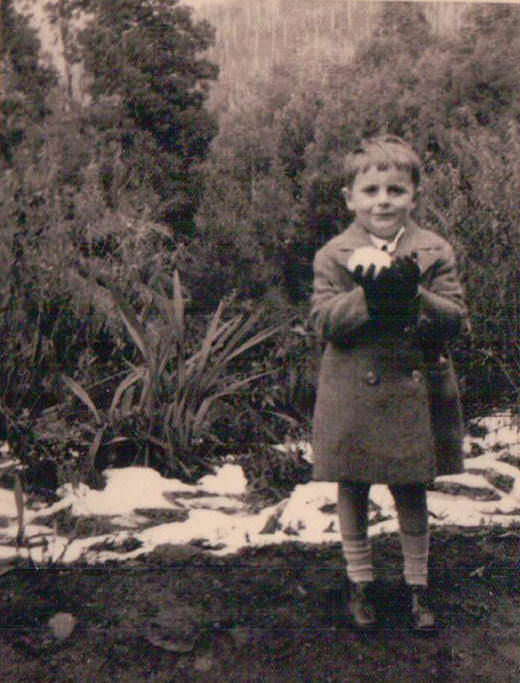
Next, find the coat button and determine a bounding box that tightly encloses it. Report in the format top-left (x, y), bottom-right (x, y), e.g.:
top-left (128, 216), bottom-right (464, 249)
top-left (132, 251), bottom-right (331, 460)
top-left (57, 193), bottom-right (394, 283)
top-left (365, 370), bottom-right (379, 385)
top-left (411, 370), bottom-right (422, 382)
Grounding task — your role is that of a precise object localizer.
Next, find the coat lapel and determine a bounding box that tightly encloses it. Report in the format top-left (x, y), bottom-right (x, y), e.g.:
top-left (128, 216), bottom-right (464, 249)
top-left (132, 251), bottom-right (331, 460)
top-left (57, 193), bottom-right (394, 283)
top-left (336, 220), bottom-right (441, 276)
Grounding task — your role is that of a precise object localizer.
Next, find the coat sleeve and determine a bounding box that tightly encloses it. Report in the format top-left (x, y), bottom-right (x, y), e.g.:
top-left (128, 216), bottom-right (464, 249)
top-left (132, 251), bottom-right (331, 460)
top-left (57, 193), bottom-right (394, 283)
top-left (310, 246), bottom-right (370, 343)
top-left (418, 241), bottom-right (469, 344)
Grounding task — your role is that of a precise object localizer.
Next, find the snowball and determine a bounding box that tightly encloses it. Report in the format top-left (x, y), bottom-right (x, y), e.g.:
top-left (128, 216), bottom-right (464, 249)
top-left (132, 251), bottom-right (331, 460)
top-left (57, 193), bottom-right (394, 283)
top-left (347, 246), bottom-right (392, 276)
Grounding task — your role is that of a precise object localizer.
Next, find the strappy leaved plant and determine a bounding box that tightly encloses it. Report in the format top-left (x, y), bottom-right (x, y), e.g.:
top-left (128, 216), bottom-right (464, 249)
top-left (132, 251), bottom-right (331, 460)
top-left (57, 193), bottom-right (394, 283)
top-left (63, 271), bottom-right (280, 478)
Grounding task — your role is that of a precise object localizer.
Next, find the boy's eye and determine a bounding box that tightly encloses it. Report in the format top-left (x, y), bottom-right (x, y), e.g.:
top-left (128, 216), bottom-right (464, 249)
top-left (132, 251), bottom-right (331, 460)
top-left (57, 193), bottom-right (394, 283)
top-left (363, 186), bottom-right (378, 195)
top-left (388, 185), bottom-right (407, 195)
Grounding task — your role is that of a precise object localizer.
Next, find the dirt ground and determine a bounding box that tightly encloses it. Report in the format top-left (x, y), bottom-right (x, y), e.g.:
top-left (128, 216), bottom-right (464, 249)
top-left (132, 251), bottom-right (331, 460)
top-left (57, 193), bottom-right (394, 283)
top-left (1, 526), bottom-right (520, 682)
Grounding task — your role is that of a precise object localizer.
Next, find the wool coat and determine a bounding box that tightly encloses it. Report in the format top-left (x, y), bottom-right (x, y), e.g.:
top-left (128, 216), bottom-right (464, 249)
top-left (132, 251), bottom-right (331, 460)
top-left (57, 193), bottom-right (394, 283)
top-left (310, 219), bottom-right (468, 484)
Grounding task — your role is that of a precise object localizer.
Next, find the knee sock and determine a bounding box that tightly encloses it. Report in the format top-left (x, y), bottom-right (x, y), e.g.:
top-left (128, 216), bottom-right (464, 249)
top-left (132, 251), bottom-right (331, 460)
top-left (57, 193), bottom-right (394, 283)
top-left (399, 531), bottom-right (430, 587)
top-left (341, 534), bottom-right (374, 584)
top-left (390, 483), bottom-right (429, 587)
top-left (337, 482), bottom-right (374, 583)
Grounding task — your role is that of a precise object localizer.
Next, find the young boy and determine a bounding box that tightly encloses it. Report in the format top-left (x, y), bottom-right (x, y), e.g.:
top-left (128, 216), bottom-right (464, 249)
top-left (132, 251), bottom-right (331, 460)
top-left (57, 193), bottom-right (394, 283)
top-left (310, 135), bottom-right (468, 631)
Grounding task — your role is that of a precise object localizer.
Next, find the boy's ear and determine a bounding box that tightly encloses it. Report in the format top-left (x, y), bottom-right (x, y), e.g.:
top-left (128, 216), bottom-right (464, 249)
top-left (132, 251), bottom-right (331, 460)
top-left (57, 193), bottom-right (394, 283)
top-left (341, 186), bottom-right (352, 208)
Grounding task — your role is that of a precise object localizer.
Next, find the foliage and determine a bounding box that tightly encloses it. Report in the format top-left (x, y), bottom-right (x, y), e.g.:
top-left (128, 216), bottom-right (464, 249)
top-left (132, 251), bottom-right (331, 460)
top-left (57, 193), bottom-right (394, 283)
top-left (236, 443), bottom-right (313, 508)
top-left (0, 0), bottom-right (221, 482)
top-left (0, 97), bottom-right (175, 419)
top-left (59, 271), bottom-right (282, 479)
top-left (2, 0), bottom-right (519, 498)
top-left (195, 70), bottom-right (323, 305)
top-left (0, 0), bottom-right (57, 164)
top-left (196, 2), bottom-right (520, 410)
top-left (75, 0), bottom-right (219, 232)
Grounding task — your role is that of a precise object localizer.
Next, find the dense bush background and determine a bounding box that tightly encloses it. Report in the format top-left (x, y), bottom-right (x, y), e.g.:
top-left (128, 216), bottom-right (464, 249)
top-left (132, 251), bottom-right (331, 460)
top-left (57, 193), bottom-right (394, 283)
top-left (1, 0), bottom-right (518, 490)
top-left (196, 2), bottom-right (520, 412)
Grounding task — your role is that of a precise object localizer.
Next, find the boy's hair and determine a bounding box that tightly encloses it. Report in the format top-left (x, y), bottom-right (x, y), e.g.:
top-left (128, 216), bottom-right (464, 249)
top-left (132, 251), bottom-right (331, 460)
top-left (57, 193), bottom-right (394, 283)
top-left (344, 134), bottom-right (422, 188)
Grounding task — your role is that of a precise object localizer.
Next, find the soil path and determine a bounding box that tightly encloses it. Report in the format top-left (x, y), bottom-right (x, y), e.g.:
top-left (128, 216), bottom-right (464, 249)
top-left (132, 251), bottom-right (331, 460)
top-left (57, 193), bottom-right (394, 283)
top-left (1, 527), bottom-right (520, 681)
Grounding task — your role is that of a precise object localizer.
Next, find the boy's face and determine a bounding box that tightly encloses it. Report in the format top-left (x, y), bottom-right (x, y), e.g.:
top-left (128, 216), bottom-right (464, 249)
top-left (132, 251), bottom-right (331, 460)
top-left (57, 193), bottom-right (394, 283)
top-left (343, 165), bottom-right (417, 239)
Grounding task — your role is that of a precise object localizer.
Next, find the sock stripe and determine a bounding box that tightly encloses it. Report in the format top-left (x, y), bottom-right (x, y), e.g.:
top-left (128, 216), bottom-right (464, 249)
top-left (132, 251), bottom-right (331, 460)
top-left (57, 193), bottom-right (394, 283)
top-left (400, 531), bottom-right (430, 587)
top-left (341, 536), bottom-right (374, 584)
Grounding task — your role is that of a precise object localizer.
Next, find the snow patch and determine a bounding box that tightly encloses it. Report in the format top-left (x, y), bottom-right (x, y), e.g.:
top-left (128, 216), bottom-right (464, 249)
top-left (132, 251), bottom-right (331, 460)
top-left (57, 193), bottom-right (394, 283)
top-left (0, 412), bottom-right (518, 563)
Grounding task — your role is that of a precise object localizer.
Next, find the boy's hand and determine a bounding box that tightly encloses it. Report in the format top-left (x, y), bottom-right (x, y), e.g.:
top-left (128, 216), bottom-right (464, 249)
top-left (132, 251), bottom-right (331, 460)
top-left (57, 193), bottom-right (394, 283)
top-left (389, 255), bottom-right (420, 302)
top-left (353, 254), bottom-right (420, 315)
top-left (353, 265), bottom-right (398, 313)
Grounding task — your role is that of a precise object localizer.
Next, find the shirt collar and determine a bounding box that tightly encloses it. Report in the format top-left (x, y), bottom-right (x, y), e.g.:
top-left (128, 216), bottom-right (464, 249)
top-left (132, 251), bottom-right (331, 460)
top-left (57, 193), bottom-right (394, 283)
top-left (368, 226), bottom-right (406, 254)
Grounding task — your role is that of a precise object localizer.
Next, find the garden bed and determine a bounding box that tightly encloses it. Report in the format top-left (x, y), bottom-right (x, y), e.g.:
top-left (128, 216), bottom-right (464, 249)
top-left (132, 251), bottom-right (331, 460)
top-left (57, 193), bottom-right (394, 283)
top-left (1, 528), bottom-right (520, 681)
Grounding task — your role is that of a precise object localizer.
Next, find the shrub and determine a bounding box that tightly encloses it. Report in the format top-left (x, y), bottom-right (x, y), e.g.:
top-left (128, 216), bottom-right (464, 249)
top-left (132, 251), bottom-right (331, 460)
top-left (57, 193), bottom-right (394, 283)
top-left (195, 3), bottom-right (520, 411)
top-left (59, 271), bottom-right (282, 480)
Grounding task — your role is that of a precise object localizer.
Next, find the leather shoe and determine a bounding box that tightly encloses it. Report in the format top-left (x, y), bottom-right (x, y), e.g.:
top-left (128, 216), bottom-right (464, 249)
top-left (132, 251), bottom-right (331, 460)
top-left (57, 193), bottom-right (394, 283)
top-left (411, 586), bottom-right (436, 632)
top-left (349, 582), bottom-right (377, 630)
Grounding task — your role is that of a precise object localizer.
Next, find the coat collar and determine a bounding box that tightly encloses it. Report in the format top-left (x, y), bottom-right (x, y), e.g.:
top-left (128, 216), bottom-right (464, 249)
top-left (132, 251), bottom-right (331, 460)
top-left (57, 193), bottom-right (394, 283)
top-left (336, 219), bottom-right (421, 252)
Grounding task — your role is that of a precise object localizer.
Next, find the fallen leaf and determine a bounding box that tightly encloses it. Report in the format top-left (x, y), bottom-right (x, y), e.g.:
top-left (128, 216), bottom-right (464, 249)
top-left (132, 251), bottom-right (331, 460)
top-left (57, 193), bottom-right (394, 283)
top-left (146, 631), bottom-right (197, 653)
